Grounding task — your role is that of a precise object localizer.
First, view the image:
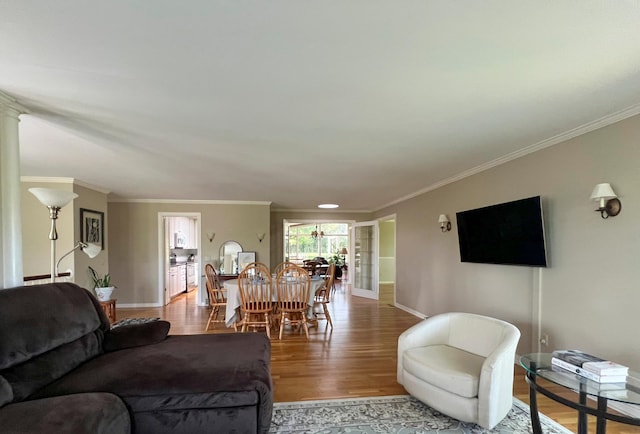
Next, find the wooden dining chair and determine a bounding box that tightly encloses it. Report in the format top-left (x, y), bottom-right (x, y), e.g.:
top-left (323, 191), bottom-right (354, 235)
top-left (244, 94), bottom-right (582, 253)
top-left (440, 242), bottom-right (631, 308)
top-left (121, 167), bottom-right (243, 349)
top-left (312, 262), bottom-right (335, 329)
top-left (204, 264), bottom-right (233, 330)
top-left (274, 260), bottom-right (294, 276)
top-left (238, 263), bottom-right (274, 338)
top-left (241, 261), bottom-right (270, 276)
top-left (275, 264), bottom-right (311, 340)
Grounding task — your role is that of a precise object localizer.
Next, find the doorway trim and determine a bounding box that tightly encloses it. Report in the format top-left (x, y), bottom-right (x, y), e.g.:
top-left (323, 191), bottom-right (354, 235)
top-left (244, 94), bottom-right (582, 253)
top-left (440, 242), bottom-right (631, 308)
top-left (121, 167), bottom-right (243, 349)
top-left (157, 212), bottom-right (203, 306)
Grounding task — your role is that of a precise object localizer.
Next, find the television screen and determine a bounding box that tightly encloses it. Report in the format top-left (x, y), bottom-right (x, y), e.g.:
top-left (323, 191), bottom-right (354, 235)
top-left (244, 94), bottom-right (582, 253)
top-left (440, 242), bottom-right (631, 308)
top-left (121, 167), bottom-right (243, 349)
top-left (456, 196), bottom-right (547, 267)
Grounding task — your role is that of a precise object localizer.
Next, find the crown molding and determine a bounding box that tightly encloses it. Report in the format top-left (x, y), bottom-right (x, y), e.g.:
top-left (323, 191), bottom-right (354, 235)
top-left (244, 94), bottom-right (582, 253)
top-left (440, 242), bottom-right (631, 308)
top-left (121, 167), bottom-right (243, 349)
top-left (272, 208), bottom-right (372, 214)
top-left (0, 90), bottom-right (30, 114)
top-left (109, 198), bottom-right (272, 205)
top-left (21, 176), bottom-right (74, 184)
top-left (375, 102), bottom-right (640, 212)
top-left (20, 176), bottom-right (111, 194)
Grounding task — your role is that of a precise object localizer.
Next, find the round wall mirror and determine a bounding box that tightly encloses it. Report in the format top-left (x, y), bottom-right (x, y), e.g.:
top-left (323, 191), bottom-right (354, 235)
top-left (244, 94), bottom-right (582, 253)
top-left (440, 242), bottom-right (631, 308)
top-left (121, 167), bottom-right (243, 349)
top-left (219, 241), bottom-right (243, 274)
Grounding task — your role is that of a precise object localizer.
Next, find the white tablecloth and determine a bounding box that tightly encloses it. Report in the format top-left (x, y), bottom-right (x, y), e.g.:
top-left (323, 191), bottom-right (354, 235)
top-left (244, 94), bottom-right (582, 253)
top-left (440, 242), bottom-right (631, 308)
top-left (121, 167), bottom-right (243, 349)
top-left (223, 277), bottom-right (324, 328)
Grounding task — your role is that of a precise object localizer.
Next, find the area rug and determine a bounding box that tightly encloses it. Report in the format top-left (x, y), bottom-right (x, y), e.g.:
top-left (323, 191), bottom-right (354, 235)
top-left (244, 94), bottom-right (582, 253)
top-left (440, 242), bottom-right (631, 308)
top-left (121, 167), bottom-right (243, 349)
top-left (270, 395), bottom-right (572, 433)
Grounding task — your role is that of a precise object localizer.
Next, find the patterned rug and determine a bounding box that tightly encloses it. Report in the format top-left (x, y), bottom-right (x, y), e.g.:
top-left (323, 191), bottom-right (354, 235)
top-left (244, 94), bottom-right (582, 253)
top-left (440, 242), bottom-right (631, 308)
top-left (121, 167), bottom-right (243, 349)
top-left (270, 395), bottom-right (572, 433)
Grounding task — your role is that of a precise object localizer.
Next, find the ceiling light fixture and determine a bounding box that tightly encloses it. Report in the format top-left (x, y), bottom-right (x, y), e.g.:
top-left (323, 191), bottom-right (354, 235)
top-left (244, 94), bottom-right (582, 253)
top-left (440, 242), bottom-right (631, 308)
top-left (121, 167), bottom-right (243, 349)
top-left (311, 225), bottom-right (324, 240)
top-left (318, 204), bottom-right (339, 209)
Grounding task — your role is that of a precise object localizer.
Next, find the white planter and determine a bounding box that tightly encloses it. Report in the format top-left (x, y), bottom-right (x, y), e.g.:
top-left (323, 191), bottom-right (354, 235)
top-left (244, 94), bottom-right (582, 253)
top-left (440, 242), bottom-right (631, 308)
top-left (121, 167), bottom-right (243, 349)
top-left (95, 286), bottom-right (115, 301)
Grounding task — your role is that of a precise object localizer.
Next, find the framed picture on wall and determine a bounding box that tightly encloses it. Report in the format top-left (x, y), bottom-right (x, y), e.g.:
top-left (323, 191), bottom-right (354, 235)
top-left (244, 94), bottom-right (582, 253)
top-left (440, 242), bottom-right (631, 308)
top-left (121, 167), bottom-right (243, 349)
top-left (80, 208), bottom-right (105, 250)
top-left (237, 251), bottom-right (256, 272)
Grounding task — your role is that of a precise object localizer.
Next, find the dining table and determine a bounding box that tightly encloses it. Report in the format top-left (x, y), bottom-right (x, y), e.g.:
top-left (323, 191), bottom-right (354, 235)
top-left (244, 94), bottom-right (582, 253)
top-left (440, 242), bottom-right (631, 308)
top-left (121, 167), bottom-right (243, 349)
top-left (223, 277), bottom-right (325, 328)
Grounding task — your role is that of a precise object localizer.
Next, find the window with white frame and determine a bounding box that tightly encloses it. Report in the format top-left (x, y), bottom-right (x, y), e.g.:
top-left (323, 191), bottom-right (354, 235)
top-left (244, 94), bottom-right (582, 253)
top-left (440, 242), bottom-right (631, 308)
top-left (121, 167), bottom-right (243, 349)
top-left (286, 223), bottom-right (348, 263)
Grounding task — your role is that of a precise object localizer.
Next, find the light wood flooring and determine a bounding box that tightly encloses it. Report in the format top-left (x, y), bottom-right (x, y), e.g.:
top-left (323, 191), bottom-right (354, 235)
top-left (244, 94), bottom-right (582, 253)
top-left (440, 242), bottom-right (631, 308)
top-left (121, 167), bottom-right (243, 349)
top-left (119, 282), bottom-right (640, 433)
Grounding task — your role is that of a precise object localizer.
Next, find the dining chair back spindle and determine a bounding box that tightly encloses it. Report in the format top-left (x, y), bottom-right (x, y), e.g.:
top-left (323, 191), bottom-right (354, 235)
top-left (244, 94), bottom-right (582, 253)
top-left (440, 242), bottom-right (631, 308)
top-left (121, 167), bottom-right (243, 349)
top-left (275, 265), bottom-right (311, 339)
top-left (238, 263), bottom-right (274, 338)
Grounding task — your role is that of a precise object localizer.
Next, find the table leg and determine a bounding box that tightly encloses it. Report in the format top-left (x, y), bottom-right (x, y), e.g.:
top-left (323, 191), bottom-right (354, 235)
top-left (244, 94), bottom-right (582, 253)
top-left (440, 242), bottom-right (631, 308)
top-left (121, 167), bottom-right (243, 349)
top-left (596, 397), bottom-right (608, 434)
top-left (527, 371), bottom-right (543, 434)
top-left (578, 385), bottom-right (588, 434)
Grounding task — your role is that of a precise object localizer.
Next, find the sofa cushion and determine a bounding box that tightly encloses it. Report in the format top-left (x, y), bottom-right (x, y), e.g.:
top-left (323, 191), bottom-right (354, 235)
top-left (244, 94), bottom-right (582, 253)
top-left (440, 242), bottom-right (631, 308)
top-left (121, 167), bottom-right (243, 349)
top-left (33, 333), bottom-right (273, 432)
top-left (1, 332), bottom-right (104, 401)
top-left (0, 375), bottom-right (13, 407)
top-left (0, 283), bottom-right (109, 370)
top-left (0, 393), bottom-right (130, 434)
top-left (403, 344), bottom-right (484, 398)
top-left (103, 320), bottom-right (170, 352)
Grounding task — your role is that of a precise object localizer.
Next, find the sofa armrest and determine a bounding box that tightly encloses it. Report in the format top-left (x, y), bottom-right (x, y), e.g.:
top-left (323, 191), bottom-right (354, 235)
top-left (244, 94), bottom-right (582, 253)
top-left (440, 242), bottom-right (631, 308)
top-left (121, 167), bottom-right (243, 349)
top-left (103, 320), bottom-right (171, 352)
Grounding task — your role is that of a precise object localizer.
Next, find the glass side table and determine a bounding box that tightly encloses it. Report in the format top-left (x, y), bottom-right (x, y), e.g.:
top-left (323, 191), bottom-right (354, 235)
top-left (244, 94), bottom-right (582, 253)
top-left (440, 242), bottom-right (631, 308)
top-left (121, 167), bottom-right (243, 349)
top-left (520, 353), bottom-right (640, 434)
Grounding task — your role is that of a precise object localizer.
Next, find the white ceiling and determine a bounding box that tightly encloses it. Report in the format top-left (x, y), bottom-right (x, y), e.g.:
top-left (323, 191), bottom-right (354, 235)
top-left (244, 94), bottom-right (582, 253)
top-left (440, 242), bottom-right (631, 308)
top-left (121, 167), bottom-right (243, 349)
top-left (2, 1), bottom-right (640, 211)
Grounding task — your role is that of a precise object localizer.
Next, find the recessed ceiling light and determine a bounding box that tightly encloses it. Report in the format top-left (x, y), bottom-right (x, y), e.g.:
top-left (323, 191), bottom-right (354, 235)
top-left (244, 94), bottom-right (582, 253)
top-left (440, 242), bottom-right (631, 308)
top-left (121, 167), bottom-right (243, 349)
top-left (318, 203), bottom-right (339, 209)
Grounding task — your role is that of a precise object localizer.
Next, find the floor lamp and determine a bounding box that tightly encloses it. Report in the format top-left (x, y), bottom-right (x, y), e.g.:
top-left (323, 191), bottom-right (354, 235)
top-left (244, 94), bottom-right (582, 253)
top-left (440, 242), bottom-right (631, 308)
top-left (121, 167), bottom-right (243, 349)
top-left (56, 241), bottom-right (101, 278)
top-left (29, 188), bottom-right (79, 282)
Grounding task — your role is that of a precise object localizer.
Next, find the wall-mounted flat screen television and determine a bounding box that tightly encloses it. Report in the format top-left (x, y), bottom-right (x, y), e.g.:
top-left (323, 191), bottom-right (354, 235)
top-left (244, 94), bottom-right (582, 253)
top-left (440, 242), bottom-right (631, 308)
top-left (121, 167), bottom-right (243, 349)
top-left (456, 196), bottom-right (547, 267)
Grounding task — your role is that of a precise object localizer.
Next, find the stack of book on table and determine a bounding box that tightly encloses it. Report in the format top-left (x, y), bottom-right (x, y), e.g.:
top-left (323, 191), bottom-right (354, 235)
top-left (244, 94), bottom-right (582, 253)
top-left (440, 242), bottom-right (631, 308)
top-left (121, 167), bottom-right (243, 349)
top-left (551, 349), bottom-right (629, 383)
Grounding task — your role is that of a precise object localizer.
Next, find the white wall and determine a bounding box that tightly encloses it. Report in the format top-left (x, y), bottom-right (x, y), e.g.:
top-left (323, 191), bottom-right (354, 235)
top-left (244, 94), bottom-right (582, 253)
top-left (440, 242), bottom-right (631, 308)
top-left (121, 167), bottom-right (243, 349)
top-left (376, 114), bottom-right (640, 365)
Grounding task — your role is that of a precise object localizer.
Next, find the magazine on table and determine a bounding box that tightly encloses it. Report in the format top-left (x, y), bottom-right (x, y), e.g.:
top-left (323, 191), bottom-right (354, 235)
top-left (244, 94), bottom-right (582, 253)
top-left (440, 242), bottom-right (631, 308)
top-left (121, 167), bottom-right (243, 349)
top-left (551, 350), bottom-right (628, 382)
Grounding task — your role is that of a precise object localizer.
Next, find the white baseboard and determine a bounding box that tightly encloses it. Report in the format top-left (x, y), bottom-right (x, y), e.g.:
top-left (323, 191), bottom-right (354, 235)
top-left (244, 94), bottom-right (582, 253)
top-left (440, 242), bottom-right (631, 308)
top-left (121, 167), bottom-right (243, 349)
top-left (394, 302), bottom-right (427, 319)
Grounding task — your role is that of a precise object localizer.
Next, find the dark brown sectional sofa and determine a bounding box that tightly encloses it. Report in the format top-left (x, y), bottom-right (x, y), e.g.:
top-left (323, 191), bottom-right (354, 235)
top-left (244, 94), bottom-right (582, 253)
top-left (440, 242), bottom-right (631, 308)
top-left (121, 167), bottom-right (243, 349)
top-left (0, 282), bottom-right (273, 433)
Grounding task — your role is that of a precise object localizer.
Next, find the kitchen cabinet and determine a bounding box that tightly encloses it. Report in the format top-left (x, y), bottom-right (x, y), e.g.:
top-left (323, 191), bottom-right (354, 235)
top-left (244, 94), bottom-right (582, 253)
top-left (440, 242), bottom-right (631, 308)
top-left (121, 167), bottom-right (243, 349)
top-left (167, 264), bottom-right (187, 298)
top-left (167, 217), bottom-right (198, 249)
top-left (187, 263), bottom-right (198, 292)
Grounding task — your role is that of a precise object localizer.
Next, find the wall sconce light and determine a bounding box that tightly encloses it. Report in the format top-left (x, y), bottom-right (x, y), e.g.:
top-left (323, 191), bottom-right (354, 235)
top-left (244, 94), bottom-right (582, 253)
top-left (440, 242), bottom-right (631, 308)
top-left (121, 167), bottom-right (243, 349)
top-left (206, 232), bottom-right (215, 242)
top-left (590, 183), bottom-right (621, 219)
top-left (438, 214), bottom-right (451, 232)
top-left (256, 232), bottom-right (265, 243)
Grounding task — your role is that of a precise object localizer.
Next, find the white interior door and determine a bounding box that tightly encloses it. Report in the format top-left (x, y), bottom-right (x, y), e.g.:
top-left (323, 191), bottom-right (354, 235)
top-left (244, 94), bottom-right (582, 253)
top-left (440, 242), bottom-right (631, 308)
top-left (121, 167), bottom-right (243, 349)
top-left (351, 220), bottom-right (379, 300)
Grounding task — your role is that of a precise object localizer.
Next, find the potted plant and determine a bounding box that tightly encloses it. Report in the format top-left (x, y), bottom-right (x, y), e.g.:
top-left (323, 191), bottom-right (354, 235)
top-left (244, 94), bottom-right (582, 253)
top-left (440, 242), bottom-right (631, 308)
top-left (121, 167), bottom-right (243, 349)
top-left (89, 266), bottom-right (116, 301)
top-left (328, 253), bottom-right (345, 278)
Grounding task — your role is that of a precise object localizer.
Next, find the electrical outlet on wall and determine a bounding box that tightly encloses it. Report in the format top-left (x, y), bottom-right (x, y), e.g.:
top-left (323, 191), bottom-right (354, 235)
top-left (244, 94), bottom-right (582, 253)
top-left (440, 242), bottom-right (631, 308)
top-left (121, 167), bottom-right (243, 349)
top-left (540, 333), bottom-right (549, 346)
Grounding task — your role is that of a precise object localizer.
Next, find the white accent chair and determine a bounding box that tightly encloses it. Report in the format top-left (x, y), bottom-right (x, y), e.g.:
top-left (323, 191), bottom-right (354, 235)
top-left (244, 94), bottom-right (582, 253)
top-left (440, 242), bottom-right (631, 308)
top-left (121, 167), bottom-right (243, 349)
top-left (397, 312), bottom-right (521, 429)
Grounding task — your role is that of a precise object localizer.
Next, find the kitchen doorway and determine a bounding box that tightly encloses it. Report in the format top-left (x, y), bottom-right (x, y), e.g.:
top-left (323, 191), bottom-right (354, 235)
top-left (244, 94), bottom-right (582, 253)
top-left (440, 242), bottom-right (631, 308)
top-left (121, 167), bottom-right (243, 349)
top-left (157, 212), bottom-right (202, 306)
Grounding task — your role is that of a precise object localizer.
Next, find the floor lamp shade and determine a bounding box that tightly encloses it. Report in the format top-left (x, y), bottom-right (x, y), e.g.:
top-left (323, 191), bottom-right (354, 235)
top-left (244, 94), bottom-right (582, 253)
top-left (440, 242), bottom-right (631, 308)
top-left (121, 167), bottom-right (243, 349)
top-left (29, 188), bottom-right (78, 209)
top-left (29, 188), bottom-right (79, 282)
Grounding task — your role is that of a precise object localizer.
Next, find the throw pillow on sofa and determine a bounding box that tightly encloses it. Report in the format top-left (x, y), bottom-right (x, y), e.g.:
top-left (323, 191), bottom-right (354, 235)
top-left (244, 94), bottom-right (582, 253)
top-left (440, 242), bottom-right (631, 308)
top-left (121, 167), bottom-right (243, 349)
top-left (103, 320), bottom-right (170, 352)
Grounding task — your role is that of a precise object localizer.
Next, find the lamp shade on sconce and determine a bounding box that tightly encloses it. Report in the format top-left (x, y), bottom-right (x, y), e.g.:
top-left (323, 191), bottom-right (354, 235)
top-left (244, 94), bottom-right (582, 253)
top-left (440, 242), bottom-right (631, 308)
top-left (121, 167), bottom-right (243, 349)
top-left (438, 214), bottom-right (451, 232)
top-left (590, 183), bottom-right (621, 219)
top-left (29, 188), bottom-right (78, 208)
top-left (590, 183), bottom-right (617, 204)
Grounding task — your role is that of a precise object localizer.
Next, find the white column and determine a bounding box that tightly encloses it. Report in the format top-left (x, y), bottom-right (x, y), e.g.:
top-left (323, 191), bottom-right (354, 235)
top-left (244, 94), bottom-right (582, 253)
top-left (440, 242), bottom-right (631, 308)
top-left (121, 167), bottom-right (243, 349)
top-left (0, 91), bottom-right (28, 289)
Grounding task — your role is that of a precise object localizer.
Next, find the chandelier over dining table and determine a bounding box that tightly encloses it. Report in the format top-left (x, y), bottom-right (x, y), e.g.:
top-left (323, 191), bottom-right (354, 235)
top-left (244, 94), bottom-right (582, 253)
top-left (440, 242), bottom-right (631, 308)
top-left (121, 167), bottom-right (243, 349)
top-left (311, 225), bottom-right (324, 239)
